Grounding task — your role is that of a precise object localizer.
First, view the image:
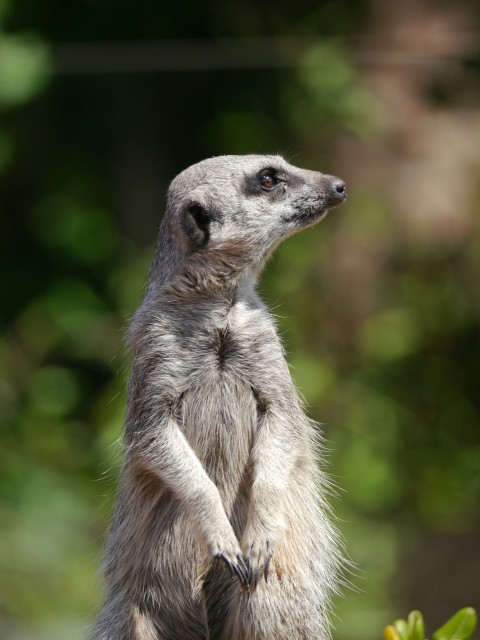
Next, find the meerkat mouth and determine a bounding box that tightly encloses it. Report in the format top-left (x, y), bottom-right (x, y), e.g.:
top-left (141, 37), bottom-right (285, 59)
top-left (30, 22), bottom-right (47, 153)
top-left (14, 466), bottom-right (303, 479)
top-left (282, 205), bottom-right (329, 227)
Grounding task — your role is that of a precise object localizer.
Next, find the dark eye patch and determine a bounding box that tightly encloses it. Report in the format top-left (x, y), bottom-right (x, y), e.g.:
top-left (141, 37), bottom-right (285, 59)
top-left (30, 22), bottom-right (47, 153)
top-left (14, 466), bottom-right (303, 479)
top-left (242, 167), bottom-right (287, 197)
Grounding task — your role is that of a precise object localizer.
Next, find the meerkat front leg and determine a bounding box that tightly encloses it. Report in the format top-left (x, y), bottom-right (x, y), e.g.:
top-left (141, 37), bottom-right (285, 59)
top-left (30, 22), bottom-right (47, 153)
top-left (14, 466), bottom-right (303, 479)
top-left (130, 397), bottom-right (249, 585)
top-left (242, 401), bottom-right (300, 587)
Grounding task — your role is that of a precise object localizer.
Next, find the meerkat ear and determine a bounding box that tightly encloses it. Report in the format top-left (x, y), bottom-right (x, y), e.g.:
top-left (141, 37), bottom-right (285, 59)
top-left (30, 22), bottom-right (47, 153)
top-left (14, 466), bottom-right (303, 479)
top-left (181, 201), bottom-right (211, 248)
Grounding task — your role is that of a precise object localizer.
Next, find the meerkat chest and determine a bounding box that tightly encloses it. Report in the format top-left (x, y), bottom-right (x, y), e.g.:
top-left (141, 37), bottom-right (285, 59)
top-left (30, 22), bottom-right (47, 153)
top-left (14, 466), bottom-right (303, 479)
top-left (180, 370), bottom-right (257, 488)
top-left (177, 301), bottom-right (274, 488)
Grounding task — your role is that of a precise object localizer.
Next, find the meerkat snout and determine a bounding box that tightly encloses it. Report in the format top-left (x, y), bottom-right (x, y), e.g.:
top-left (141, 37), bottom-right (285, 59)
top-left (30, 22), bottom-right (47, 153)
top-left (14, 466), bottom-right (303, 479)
top-left (309, 173), bottom-right (346, 210)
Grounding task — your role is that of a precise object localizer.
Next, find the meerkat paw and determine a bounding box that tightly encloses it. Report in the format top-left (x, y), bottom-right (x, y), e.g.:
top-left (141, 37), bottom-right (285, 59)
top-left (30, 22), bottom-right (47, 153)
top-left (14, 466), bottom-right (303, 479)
top-left (242, 534), bottom-right (275, 588)
top-left (210, 535), bottom-right (249, 586)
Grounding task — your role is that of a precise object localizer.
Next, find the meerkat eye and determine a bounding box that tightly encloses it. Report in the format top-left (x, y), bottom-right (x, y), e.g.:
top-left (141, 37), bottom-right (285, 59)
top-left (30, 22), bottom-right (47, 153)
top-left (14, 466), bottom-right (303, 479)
top-left (259, 173), bottom-right (277, 190)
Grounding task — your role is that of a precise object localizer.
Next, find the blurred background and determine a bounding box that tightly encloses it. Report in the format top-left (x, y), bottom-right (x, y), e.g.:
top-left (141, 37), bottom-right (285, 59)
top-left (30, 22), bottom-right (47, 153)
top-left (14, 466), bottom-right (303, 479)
top-left (1, 0), bottom-right (480, 638)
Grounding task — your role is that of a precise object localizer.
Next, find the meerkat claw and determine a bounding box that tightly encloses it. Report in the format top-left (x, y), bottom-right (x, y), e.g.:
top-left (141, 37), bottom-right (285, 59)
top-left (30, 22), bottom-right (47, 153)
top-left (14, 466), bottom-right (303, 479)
top-left (237, 565), bottom-right (250, 586)
top-left (238, 554), bottom-right (249, 577)
top-left (264, 556), bottom-right (271, 582)
top-left (243, 556), bottom-right (252, 583)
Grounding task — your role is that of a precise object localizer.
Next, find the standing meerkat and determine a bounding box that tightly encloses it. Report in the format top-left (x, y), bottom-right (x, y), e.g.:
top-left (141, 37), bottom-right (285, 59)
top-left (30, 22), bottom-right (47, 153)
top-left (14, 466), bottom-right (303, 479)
top-left (90, 154), bottom-right (346, 640)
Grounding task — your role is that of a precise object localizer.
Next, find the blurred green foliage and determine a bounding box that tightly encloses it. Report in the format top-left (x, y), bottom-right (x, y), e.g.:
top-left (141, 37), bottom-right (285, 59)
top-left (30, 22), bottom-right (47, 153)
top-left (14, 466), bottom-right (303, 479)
top-left (1, 1), bottom-right (479, 639)
top-left (0, 33), bottom-right (51, 106)
top-left (385, 608), bottom-right (477, 640)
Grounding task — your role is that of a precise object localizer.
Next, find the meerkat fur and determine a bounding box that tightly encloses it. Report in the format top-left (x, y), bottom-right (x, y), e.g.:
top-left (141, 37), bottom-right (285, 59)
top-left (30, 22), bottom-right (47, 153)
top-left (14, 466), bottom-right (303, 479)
top-left (90, 154), bottom-right (347, 640)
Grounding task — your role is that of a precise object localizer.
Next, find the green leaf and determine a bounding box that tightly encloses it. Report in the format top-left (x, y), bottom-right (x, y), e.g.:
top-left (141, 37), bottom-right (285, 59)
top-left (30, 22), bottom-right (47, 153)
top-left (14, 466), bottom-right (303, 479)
top-left (393, 619), bottom-right (409, 640)
top-left (385, 625), bottom-right (402, 640)
top-left (433, 608), bottom-right (477, 640)
top-left (408, 611), bottom-right (425, 640)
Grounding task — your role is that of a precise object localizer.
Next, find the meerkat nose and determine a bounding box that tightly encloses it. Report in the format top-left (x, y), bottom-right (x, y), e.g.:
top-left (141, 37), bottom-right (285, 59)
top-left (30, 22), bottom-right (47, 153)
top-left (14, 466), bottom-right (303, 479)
top-left (332, 179), bottom-right (346, 201)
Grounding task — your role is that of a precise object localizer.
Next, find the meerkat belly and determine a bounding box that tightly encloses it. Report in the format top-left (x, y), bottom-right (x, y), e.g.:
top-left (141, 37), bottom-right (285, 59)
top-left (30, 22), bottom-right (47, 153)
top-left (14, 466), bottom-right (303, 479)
top-left (180, 368), bottom-right (257, 513)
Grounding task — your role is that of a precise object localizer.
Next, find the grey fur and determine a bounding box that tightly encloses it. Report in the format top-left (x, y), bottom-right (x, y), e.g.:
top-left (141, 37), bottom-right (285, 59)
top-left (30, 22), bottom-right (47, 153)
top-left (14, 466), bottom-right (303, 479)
top-left (90, 154), bottom-right (346, 640)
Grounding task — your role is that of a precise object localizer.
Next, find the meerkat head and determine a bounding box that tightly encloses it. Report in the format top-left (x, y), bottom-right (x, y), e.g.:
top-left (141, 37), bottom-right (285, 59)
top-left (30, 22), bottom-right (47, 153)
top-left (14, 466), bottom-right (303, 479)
top-left (165, 154), bottom-right (346, 267)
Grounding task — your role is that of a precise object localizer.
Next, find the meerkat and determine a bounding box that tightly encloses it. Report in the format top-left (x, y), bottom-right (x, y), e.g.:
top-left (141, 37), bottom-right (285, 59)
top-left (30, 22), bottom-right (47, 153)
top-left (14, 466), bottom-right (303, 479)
top-left (90, 154), bottom-right (346, 640)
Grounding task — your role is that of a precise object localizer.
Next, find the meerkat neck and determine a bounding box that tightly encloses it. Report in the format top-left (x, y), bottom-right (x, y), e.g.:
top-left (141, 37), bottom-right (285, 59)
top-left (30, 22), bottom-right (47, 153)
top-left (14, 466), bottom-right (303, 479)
top-left (143, 217), bottom-right (263, 307)
top-left (154, 245), bottom-right (258, 302)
